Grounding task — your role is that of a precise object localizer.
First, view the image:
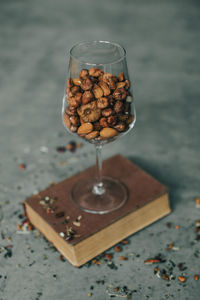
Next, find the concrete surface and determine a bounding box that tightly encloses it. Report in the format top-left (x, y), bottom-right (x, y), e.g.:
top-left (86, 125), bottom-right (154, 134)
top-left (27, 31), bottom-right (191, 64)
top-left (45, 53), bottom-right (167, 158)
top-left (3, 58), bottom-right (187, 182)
top-left (0, 0), bottom-right (200, 299)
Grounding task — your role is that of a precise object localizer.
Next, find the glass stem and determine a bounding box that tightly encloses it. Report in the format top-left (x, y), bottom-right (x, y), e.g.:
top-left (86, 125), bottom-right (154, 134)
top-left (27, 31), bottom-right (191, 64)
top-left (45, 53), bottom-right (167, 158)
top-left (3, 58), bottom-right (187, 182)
top-left (92, 145), bottom-right (105, 195)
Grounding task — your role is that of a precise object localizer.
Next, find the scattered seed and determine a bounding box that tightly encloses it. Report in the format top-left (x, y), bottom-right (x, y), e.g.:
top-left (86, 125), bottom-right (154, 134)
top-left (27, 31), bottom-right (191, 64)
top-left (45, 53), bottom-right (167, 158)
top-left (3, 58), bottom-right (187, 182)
top-left (166, 242), bottom-right (174, 251)
top-left (55, 211), bottom-right (65, 218)
top-left (166, 222), bottom-right (172, 228)
top-left (175, 225), bottom-right (180, 229)
top-left (178, 276), bottom-right (187, 283)
top-left (120, 256), bottom-right (128, 261)
top-left (195, 220), bottom-right (200, 227)
top-left (77, 215), bottom-right (82, 221)
top-left (105, 253), bottom-right (113, 260)
top-left (19, 164), bottom-right (26, 170)
top-left (114, 246), bottom-right (122, 252)
top-left (195, 197), bottom-right (200, 208)
top-left (194, 274), bottom-right (199, 281)
top-left (88, 292), bottom-right (92, 297)
top-left (144, 259), bottom-right (161, 264)
top-left (59, 232), bottom-right (65, 237)
top-left (121, 239), bottom-right (129, 245)
top-left (73, 221), bottom-right (81, 227)
top-left (58, 255), bottom-right (65, 262)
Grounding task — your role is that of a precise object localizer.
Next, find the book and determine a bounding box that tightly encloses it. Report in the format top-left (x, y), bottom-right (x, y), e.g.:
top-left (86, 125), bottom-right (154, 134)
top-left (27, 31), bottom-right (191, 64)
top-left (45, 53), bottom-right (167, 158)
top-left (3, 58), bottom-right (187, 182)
top-left (24, 154), bottom-right (171, 267)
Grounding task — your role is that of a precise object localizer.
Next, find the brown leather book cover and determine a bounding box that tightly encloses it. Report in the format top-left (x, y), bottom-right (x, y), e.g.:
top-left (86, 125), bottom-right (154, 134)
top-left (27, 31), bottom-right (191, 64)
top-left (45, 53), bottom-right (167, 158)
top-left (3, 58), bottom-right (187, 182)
top-left (24, 154), bottom-right (170, 266)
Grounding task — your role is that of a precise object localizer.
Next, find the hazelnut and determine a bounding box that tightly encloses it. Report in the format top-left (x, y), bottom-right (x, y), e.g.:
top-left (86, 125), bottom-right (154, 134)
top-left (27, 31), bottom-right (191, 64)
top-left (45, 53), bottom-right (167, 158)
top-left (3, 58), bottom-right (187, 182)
top-left (102, 108), bottom-right (113, 117)
top-left (99, 117), bottom-right (108, 128)
top-left (114, 101), bottom-right (124, 113)
top-left (81, 78), bottom-right (93, 91)
top-left (77, 101), bottom-right (101, 123)
top-left (107, 115), bottom-right (117, 126)
top-left (93, 84), bottom-right (103, 99)
top-left (89, 68), bottom-right (103, 77)
top-left (118, 72), bottom-right (125, 81)
top-left (113, 88), bottom-right (127, 100)
top-left (82, 91), bottom-right (94, 105)
top-left (79, 69), bottom-right (89, 79)
top-left (97, 97), bottom-right (109, 109)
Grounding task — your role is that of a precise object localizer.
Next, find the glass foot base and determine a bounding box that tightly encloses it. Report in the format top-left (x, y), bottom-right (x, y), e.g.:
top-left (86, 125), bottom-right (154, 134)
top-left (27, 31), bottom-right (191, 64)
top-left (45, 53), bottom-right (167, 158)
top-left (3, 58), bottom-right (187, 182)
top-left (71, 177), bottom-right (127, 214)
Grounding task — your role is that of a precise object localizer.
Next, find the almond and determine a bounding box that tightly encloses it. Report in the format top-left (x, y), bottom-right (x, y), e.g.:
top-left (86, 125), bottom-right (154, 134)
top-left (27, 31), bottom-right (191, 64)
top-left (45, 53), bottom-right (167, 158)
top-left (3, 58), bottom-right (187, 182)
top-left (100, 127), bottom-right (118, 138)
top-left (85, 131), bottom-right (99, 140)
top-left (77, 123), bottom-right (93, 135)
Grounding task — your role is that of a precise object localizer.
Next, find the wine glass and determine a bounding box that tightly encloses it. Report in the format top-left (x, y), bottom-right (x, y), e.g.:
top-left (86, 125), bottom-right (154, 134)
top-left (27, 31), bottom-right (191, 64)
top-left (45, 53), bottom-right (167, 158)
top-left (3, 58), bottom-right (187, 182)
top-left (62, 41), bottom-right (136, 214)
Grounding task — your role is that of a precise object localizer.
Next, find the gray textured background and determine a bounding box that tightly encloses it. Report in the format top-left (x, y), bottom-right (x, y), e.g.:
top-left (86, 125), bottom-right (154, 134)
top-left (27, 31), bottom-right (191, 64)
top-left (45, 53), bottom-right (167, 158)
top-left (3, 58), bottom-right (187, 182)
top-left (0, 0), bottom-right (200, 299)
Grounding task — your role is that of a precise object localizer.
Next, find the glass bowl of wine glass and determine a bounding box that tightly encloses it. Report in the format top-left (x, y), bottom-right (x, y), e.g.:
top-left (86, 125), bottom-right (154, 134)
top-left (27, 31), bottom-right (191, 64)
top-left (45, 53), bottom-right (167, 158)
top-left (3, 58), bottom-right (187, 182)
top-left (62, 41), bottom-right (136, 214)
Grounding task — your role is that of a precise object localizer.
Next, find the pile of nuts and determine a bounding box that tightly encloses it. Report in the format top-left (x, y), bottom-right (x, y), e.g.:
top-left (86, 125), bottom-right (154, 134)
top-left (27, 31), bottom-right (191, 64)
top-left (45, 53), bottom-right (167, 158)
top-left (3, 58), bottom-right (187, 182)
top-left (63, 68), bottom-right (134, 142)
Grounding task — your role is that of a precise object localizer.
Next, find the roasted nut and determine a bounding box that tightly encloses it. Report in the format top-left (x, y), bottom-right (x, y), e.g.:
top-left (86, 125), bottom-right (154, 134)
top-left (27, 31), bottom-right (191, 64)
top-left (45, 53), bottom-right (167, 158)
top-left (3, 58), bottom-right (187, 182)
top-left (70, 115), bottom-right (80, 126)
top-left (126, 114), bottom-right (134, 124)
top-left (99, 117), bottom-right (108, 128)
top-left (93, 84), bottom-right (103, 99)
top-left (178, 276), bottom-right (187, 283)
top-left (89, 68), bottom-right (103, 77)
top-left (67, 78), bottom-right (73, 88)
top-left (77, 101), bottom-right (101, 123)
top-left (65, 106), bottom-right (77, 116)
top-left (90, 76), bottom-right (98, 84)
top-left (99, 81), bottom-right (111, 96)
top-left (68, 96), bottom-right (81, 108)
top-left (125, 79), bottom-right (130, 90)
top-left (102, 108), bottom-right (113, 117)
top-left (113, 88), bottom-right (127, 100)
top-left (118, 114), bottom-right (129, 122)
top-left (74, 92), bottom-right (82, 102)
top-left (70, 125), bottom-right (78, 132)
top-left (63, 113), bottom-right (71, 128)
top-left (100, 127), bottom-right (118, 138)
top-left (79, 69), bottom-right (89, 79)
top-left (97, 97), bottom-right (109, 109)
top-left (114, 101), bottom-right (124, 113)
top-left (114, 122), bottom-right (126, 132)
top-left (108, 95), bottom-right (115, 107)
top-left (77, 122), bottom-right (93, 135)
top-left (93, 121), bottom-right (102, 131)
top-left (71, 85), bottom-right (80, 95)
top-left (85, 131), bottom-right (99, 140)
top-left (124, 102), bottom-right (131, 114)
top-left (107, 115), bottom-right (117, 126)
top-left (118, 72), bottom-right (125, 81)
top-left (82, 91), bottom-right (94, 105)
top-left (73, 78), bottom-right (81, 86)
top-left (102, 73), bottom-right (116, 90)
top-left (81, 78), bottom-right (93, 91)
top-left (117, 81), bottom-right (126, 89)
